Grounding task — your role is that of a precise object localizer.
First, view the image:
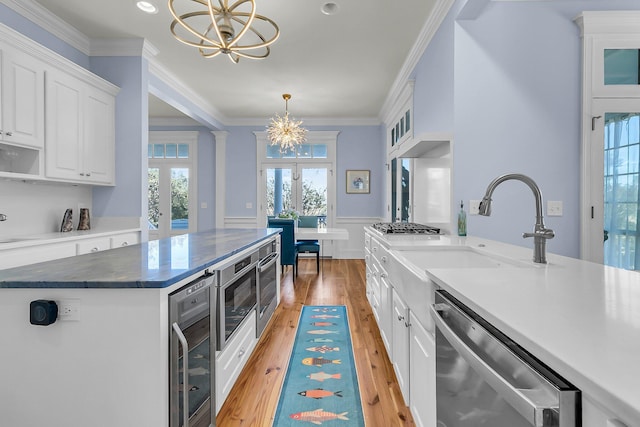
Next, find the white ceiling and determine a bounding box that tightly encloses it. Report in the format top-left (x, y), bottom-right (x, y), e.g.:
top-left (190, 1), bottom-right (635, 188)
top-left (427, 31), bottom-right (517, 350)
top-left (30, 0), bottom-right (439, 124)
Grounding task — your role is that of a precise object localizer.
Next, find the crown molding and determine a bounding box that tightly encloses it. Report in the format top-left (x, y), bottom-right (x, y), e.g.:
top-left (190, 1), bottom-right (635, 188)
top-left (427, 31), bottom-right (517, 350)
top-left (149, 117), bottom-right (201, 127)
top-left (227, 116), bottom-right (381, 127)
top-left (90, 38), bottom-right (159, 58)
top-left (379, 0), bottom-right (455, 125)
top-left (147, 58), bottom-right (228, 127)
top-left (1, 0), bottom-right (91, 54)
top-left (576, 11), bottom-right (640, 36)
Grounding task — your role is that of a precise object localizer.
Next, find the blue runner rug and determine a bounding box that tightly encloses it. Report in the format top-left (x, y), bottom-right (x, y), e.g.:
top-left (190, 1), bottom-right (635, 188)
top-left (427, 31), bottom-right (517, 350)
top-left (272, 305), bottom-right (364, 426)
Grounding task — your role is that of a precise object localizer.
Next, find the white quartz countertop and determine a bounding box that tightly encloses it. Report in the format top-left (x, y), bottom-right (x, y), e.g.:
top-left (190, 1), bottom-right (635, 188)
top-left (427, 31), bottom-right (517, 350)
top-left (381, 232), bottom-right (640, 425)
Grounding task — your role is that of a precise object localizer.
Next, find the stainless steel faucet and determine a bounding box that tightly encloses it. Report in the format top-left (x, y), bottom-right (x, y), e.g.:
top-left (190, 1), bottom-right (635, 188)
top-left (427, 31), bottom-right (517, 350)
top-left (0, 214), bottom-right (6, 221)
top-left (478, 173), bottom-right (554, 263)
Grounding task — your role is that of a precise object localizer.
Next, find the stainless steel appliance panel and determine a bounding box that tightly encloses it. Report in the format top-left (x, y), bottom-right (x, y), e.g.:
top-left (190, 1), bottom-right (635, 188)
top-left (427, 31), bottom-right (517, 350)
top-left (217, 251), bottom-right (258, 350)
top-left (431, 290), bottom-right (580, 427)
top-left (169, 273), bottom-right (216, 427)
top-left (257, 239), bottom-right (278, 336)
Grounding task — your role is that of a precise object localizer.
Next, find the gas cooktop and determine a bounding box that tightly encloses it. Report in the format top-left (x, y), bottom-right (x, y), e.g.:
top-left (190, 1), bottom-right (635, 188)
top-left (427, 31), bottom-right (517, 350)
top-left (371, 222), bottom-right (441, 235)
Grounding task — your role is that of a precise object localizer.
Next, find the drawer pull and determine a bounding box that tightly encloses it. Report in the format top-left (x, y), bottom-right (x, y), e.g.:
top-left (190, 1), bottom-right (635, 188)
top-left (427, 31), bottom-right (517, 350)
top-left (238, 348), bottom-right (246, 358)
top-left (397, 315), bottom-right (405, 322)
top-left (90, 247), bottom-right (99, 252)
top-left (381, 256), bottom-right (387, 263)
top-left (121, 241), bottom-right (129, 247)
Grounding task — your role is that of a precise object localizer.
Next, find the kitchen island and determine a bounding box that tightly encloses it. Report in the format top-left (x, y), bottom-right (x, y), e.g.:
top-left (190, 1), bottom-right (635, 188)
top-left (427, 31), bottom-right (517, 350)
top-left (0, 228), bottom-right (280, 427)
top-left (365, 228), bottom-right (640, 427)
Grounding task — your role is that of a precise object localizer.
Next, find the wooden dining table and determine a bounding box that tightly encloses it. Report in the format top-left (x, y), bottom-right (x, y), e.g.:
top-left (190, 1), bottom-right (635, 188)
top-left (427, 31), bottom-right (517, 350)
top-left (296, 227), bottom-right (349, 275)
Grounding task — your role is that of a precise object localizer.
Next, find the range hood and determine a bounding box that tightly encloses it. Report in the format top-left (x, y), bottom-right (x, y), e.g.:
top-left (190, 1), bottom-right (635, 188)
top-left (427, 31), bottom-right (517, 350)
top-left (396, 132), bottom-right (452, 158)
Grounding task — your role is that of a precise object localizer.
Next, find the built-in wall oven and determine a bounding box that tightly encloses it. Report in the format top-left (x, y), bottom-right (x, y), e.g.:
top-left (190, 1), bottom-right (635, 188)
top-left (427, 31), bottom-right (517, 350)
top-left (216, 251), bottom-right (258, 350)
top-left (431, 290), bottom-right (580, 427)
top-left (169, 272), bottom-right (216, 427)
top-left (257, 239), bottom-right (278, 337)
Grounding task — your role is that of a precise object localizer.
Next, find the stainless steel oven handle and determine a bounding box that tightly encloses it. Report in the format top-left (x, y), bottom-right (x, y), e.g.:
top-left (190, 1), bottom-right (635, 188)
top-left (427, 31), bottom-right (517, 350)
top-left (258, 252), bottom-right (279, 273)
top-left (172, 322), bottom-right (190, 427)
top-left (430, 304), bottom-right (554, 427)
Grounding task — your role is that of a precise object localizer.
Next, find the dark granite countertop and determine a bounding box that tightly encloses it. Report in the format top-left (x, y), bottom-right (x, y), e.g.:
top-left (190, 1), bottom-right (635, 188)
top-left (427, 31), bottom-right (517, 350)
top-left (0, 228), bottom-right (280, 289)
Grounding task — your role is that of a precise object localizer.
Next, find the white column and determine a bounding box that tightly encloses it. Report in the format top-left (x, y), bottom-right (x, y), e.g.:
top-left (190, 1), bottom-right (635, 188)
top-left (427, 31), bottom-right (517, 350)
top-left (212, 131), bottom-right (228, 229)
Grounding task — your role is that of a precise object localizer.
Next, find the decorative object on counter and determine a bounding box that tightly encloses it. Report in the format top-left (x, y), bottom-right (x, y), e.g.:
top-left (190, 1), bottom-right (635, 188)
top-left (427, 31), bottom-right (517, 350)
top-left (77, 208), bottom-right (91, 231)
top-left (60, 209), bottom-right (73, 232)
top-left (346, 170), bottom-right (370, 194)
top-left (272, 305), bottom-right (364, 426)
top-left (457, 200), bottom-right (467, 236)
top-left (478, 173), bottom-right (554, 263)
top-left (267, 94), bottom-right (307, 152)
top-left (168, 0), bottom-right (280, 63)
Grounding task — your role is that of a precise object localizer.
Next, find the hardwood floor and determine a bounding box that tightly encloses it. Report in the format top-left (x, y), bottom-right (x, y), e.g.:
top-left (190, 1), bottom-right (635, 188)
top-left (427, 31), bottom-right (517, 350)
top-left (216, 258), bottom-right (415, 426)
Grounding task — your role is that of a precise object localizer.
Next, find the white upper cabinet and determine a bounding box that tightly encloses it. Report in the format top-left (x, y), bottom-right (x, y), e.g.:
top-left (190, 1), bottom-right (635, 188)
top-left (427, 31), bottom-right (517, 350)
top-left (45, 67), bottom-right (115, 185)
top-left (0, 43), bottom-right (45, 149)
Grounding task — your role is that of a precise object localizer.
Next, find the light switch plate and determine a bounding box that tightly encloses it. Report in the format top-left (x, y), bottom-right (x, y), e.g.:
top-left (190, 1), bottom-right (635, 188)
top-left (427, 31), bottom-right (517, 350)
top-left (547, 200), bottom-right (563, 216)
top-left (469, 200), bottom-right (481, 215)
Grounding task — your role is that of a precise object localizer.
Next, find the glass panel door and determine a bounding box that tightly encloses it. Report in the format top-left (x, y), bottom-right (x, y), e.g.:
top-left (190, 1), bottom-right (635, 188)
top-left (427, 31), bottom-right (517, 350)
top-left (589, 98), bottom-right (640, 269)
top-left (265, 166), bottom-right (294, 217)
top-left (148, 163), bottom-right (195, 240)
top-left (301, 167), bottom-right (327, 216)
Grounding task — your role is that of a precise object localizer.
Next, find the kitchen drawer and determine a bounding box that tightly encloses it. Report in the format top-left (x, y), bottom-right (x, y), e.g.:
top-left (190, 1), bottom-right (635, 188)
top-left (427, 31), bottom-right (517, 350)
top-left (76, 237), bottom-right (111, 255)
top-left (110, 232), bottom-right (139, 249)
top-left (364, 232), bottom-right (372, 251)
top-left (216, 310), bottom-right (257, 413)
top-left (0, 242), bottom-right (76, 269)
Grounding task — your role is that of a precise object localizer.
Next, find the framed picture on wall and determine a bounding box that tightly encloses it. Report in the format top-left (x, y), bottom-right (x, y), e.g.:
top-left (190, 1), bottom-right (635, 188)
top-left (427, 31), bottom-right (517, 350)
top-left (346, 170), bottom-right (370, 194)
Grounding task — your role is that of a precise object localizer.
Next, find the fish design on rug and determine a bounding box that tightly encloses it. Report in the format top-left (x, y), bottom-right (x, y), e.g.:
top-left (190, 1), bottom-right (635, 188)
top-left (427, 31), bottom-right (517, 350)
top-left (307, 372), bottom-right (341, 382)
top-left (312, 308), bottom-right (338, 312)
top-left (310, 314), bottom-right (340, 319)
top-left (308, 338), bottom-right (333, 343)
top-left (298, 388), bottom-right (343, 399)
top-left (289, 409), bottom-right (349, 424)
top-left (306, 345), bottom-right (340, 353)
top-left (302, 357), bottom-right (341, 367)
top-left (308, 330), bottom-right (338, 335)
top-left (310, 322), bottom-right (336, 327)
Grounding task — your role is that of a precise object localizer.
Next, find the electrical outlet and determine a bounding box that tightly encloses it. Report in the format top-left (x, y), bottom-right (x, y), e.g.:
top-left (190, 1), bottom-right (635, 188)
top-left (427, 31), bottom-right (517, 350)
top-left (469, 200), bottom-right (481, 215)
top-left (547, 201), bottom-right (563, 217)
top-left (58, 299), bottom-right (80, 321)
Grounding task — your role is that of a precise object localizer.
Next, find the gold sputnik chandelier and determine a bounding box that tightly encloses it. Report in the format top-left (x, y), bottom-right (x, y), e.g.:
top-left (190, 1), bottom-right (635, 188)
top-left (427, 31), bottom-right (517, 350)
top-left (267, 94), bottom-right (308, 152)
top-left (168, 0), bottom-right (280, 64)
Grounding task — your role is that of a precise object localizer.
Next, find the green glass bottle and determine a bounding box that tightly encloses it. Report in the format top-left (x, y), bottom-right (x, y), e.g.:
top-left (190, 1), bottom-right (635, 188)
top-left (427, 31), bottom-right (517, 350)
top-left (457, 200), bottom-right (467, 236)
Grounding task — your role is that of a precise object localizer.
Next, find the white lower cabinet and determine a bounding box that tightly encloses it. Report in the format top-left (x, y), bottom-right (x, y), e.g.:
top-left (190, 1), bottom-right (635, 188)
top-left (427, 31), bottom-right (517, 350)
top-left (76, 236), bottom-right (111, 255)
top-left (378, 273), bottom-right (392, 355)
top-left (110, 232), bottom-right (139, 249)
top-left (392, 288), bottom-right (410, 401)
top-left (0, 241), bottom-right (76, 269)
top-left (216, 310), bottom-right (257, 413)
top-left (583, 396), bottom-right (630, 427)
top-left (409, 311), bottom-right (436, 427)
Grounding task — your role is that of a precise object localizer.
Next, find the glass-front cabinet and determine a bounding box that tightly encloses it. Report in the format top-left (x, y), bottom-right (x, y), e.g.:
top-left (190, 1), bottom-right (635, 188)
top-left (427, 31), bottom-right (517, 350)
top-left (389, 158), bottom-right (412, 222)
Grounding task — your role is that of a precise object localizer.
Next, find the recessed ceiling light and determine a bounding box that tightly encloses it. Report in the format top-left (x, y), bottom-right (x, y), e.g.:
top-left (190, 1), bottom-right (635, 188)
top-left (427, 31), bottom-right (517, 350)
top-left (136, 1), bottom-right (158, 14)
top-left (321, 2), bottom-right (339, 16)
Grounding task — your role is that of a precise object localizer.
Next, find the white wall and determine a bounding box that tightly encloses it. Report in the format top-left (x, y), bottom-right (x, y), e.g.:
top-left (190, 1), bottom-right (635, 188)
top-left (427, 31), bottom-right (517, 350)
top-left (0, 180), bottom-right (92, 237)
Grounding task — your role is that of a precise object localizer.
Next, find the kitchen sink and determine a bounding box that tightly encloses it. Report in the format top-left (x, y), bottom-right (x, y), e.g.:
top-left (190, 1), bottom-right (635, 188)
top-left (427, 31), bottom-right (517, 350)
top-left (394, 246), bottom-right (528, 269)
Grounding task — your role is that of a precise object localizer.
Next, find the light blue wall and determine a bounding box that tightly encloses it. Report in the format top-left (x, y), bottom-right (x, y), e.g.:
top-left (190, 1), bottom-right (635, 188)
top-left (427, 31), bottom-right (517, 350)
top-left (90, 56), bottom-right (147, 220)
top-left (412, 0), bottom-right (640, 258)
top-left (225, 125), bottom-right (385, 218)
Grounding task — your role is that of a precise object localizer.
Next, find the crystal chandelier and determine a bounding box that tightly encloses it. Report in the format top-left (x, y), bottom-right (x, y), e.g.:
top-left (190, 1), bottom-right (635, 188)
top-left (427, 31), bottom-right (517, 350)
top-left (267, 94), bottom-right (308, 152)
top-left (168, 0), bottom-right (280, 64)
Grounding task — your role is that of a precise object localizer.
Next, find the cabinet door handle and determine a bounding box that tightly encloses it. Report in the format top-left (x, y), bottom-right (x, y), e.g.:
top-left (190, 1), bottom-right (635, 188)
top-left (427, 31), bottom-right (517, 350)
top-left (381, 256), bottom-right (387, 263)
top-left (90, 247), bottom-right (99, 252)
top-left (86, 173), bottom-right (91, 176)
top-left (5, 131), bottom-right (12, 136)
top-left (380, 272), bottom-right (387, 279)
top-left (121, 242), bottom-right (129, 247)
top-left (238, 348), bottom-right (246, 358)
top-left (80, 173), bottom-right (85, 176)
top-left (397, 315), bottom-right (405, 322)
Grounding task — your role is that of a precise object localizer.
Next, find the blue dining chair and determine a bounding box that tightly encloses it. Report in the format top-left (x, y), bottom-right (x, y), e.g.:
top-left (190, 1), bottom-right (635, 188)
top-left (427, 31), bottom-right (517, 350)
top-left (296, 215), bottom-right (320, 273)
top-left (267, 218), bottom-right (298, 277)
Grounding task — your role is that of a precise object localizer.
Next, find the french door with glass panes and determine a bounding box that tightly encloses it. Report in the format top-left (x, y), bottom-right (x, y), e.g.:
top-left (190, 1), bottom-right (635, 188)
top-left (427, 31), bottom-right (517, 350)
top-left (262, 163), bottom-right (332, 222)
top-left (588, 99), bottom-right (640, 269)
top-left (148, 133), bottom-right (197, 241)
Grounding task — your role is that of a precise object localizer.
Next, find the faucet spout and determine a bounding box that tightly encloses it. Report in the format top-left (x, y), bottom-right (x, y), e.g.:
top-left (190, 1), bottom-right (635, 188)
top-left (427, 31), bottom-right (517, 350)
top-left (478, 173), bottom-right (554, 263)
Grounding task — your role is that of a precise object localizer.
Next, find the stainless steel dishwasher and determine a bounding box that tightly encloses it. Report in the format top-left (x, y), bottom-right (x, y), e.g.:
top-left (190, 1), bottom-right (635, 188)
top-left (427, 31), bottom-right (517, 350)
top-left (431, 290), bottom-right (580, 427)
